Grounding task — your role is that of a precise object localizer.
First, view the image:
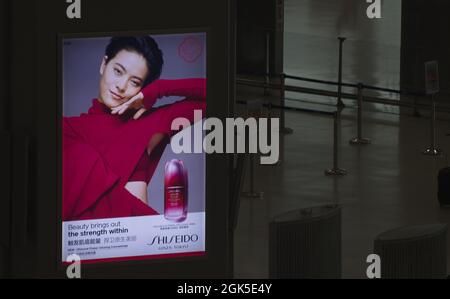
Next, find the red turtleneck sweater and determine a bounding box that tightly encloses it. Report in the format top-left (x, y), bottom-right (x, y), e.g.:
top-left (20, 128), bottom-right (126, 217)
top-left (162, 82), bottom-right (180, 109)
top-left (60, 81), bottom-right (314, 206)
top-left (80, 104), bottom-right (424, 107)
top-left (63, 79), bottom-right (206, 221)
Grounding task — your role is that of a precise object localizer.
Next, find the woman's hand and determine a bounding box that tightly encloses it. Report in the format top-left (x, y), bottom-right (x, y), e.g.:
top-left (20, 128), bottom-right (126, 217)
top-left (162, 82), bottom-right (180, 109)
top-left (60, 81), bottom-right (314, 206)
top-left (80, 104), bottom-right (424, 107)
top-left (111, 81), bottom-right (161, 120)
top-left (110, 91), bottom-right (147, 120)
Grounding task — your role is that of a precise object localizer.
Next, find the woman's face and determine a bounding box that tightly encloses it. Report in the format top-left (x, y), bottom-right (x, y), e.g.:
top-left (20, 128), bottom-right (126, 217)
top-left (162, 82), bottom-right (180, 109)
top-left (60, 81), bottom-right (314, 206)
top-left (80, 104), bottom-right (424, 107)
top-left (98, 49), bottom-right (149, 108)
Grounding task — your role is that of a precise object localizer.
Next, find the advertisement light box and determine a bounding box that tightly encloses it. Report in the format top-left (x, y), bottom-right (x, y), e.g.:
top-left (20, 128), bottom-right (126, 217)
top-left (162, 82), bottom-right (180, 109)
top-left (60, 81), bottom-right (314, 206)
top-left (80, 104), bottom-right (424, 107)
top-left (61, 32), bottom-right (207, 264)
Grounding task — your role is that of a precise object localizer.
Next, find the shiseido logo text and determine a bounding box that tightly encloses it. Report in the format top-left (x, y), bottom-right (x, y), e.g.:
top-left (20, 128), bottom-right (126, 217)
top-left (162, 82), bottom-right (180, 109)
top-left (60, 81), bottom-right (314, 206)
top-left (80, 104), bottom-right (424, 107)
top-left (66, 0), bottom-right (81, 19)
top-left (149, 234), bottom-right (199, 246)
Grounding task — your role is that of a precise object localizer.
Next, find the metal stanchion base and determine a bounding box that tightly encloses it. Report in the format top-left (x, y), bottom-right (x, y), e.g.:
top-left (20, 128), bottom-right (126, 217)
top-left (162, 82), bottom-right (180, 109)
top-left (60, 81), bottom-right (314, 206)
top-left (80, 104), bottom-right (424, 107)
top-left (325, 168), bottom-right (348, 176)
top-left (422, 148), bottom-right (442, 156)
top-left (281, 127), bottom-right (294, 135)
top-left (241, 191), bottom-right (264, 200)
top-left (349, 138), bottom-right (371, 145)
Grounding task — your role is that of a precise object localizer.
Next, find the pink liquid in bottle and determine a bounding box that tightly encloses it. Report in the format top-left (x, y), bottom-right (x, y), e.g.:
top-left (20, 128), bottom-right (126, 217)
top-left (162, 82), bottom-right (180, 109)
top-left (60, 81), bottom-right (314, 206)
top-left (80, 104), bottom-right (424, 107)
top-left (164, 159), bottom-right (188, 222)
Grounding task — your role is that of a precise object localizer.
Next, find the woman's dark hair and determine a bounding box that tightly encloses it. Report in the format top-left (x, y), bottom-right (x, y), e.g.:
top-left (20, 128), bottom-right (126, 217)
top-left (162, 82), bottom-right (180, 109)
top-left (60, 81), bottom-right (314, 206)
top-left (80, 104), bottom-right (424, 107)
top-left (105, 36), bottom-right (164, 87)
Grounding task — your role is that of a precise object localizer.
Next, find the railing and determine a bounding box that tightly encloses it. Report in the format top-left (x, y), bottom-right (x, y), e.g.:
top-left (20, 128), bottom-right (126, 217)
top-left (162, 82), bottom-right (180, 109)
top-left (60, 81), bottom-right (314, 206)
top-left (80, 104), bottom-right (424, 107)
top-left (237, 74), bottom-right (450, 113)
top-left (236, 36), bottom-right (448, 177)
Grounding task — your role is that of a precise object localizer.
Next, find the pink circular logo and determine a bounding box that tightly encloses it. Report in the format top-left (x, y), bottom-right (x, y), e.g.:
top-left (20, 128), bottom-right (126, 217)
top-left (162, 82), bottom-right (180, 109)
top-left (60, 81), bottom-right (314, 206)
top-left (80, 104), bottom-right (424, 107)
top-left (178, 37), bottom-right (203, 63)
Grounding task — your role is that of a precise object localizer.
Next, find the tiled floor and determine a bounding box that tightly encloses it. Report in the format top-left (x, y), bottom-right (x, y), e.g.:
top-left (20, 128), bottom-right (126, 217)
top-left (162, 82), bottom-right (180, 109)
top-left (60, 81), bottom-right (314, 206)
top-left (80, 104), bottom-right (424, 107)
top-left (233, 93), bottom-right (450, 279)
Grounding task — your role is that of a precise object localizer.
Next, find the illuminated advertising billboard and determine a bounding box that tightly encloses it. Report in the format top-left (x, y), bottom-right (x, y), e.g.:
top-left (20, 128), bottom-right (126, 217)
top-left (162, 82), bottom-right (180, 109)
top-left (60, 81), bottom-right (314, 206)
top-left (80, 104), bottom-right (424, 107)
top-left (61, 32), bottom-right (207, 264)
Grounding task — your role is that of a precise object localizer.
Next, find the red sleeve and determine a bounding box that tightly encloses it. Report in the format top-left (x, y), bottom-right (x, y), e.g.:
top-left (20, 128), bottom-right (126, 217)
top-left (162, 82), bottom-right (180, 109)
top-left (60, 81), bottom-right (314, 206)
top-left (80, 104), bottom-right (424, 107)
top-left (142, 78), bottom-right (206, 109)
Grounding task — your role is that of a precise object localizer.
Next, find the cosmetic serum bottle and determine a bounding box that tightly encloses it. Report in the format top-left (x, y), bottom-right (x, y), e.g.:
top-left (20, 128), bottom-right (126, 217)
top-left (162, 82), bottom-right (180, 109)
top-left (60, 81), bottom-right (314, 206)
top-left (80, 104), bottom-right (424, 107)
top-left (164, 159), bottom-right (188, 222)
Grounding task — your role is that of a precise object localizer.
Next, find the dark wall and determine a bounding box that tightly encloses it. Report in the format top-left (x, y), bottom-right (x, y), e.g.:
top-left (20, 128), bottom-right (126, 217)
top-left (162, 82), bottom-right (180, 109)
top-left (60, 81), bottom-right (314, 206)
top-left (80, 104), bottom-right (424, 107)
top-left (0, 0), bottom-right (11, 279)
top-left (401, 0), bottom-right (450, 96)
top-left (0, 0), bottom-right (10, 129)
top-left (237, 0), bottom-right (284, 76)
